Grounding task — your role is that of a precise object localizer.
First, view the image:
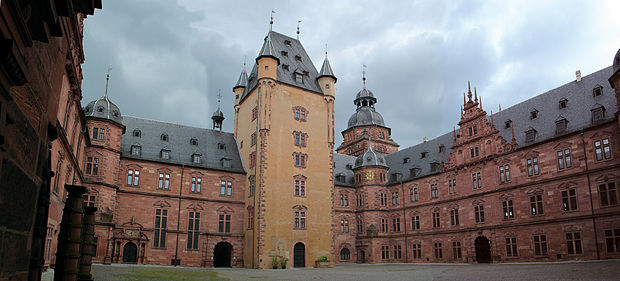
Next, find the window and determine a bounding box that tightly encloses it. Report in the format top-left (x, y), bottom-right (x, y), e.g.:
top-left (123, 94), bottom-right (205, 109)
top-left (593, 85), bottom-right (603, 97)
top-left (525, 129), bottom-right (537, 143)
top-left (562, 188), bottom-right (577, 211)
top-left (83, 194), bottom-right (96, 207)
top-left (99, 128), bottom-right (105, 140)
top-left (452, 241), bottom-right (462, 259)
top-left (411, 215), bottom-right (420, 230)
top-left (499, 165), bottom-right (510, 183)
top-left (559, 99), bottom-right (567, 109)
top-left (472, 172), bottom-right (482, 189)
top-left (191, 177), bottom-right (201, 193)
top-left (450, 209), bottom-right (459, 226)
top-left (503, 200), bottom-right (514, 219)
top-left (356, 194), bottom-right (363, 207)
top-left (218, 214), bottom-right (231, 233)
top-left (340, 219), bottom-right (349, 233)
top-left (448, 179), bottom-right (456, 194)
top-left (294, 210), bottom-right (306, 229)
top-left (161, 134), bottom-right (168, 142)
top-left (381, 245), bottom-right (390, 259)
top-left (527, 157), bottom-right (539, 176)
top-left (220, 180), bottom-right (232, 196)
top-left (192, 154), bottom-right (201, 164)
top-left (468, 127), bottom-right (472, 137)
top-left (190, 138), bottom-right (197, 145)
top-left (247, 209), bottom-right (254, 230)
top-left (434, 242), bottom-right (443, 259)
top-left (340, 248), bottom-right (351, 260)
top-left (410, 188), bottom-right (419, 202)
top-left (430, 184), bottom-right (438, 199)
top-left (380, 193), bottom-right (388, 206)
top-left (599, 182), bottom-right (617, 207)
top-left (475, 205), bottom-right (485, 223)
top-left (393, 244), bottom-right (402, 259)
top-left (421, 152), bottom-right (428, 159)
top-left (158, 172), bottom-right (170, 190)
top-left (248, 176), bottom-right (255, 197)
top-left (413, 243), bottom-right (422, 259)
top-left (131, 145), bottom-right (141, 156)
top-left (530, 194), bottom-right (544, 215)
top-left (154, 209), bottom-right (167, 248)
top-left (357, 218), bottom-right (364, 233)
top-left (294, 107), bottom-right (307, 121)
top-left (557, 149), bottom-right (571, 170)
top-left (506, 237), bottom-right (517, 257)
top-left (533, 235), bottom-right (548, 256)
top-left (252, 106), bottom-right (258, 121)
top-left (127, 169), bottom-right (140, 186)
top-left (605, 229), bottom-right (620, 252)
top-left (187, 212), bottom-right (200, 250)
top-left (92, 127), bottom-right (98, 140)
top-left (392, 217), bottom-right (401, 232)
top-left (566, 232), bottom-right (582, 255)
top-left (161, 149), bottom-right (170, 160)
top-left (403, 157), bottom-right (410, 164)
top-left (249, 152), bottom-right (256, 169)
top-left (391, 192), bottom-right (399, 205)
top-left (294, 131), bottom-right (307, 147)
top-left (432, 211), bottom-right (440, 228)
top-left (592, 106), bottom-right (605, 122)
top-left (86, 157), bottom-right (93, 174)
top-left (251, 132), bottom-right (257, 146)
top-left (555, 119), bottom-right (567, 134)
top-left (295, 178), bottom-right (306, 196)
top-left (293, 153), bottom-right (307, 168)
top-left (381, 218), bottom-right (388, 233)
top-left (295, 73), bottom-right (303, 83)
top-left (92, 158), bottom-right (99, 175)
top-left (530, 110), bottom-right (538, 119)
top-left (505, 120), bottom-right (512, 129)
top-left (133, 129), bottom-right (141, 137)
top-left (473, 126), bottom-right (478, 135)
top-left (594, 138), bottom-right (612, 161)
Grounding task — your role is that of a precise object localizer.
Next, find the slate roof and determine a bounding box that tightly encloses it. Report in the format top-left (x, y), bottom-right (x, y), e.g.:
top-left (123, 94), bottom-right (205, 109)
top-left (85, 94), bottom-right (123, 125)
top-left (120, 116), bottom-right (245, 173)
top-left (318, 56), bottom-right (336, 81)
top-left (333, 153), bottom-right (356, 186)
top-left (240, 31), bottom-right (324, 102)
top-left (347, 106), bottom-right (387, 129)
top-left (354, 146), bottom-right (389, 169)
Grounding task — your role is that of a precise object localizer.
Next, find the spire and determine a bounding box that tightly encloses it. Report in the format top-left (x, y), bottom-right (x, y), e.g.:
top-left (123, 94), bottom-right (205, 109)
top-left (234, 61), bottom-right (248, 89)
top-left (463, 92), bottom-right (466, 105)
top-left (257, 31), bottom-right (279, 64)
top-left (474, 87), bottom-right (478, 103)
top-left (478, 92), bottom-right (482, 108)
top-left (362, 64), bottom-right (367, 89)
top-left (467, 81), bottom-right (472, 102)
top-left (296, 20), bottom-right (301, 40)
top-left (318, 45), bottom-right (336, 81)
top-left (104, 67), bottom-right (112, 99)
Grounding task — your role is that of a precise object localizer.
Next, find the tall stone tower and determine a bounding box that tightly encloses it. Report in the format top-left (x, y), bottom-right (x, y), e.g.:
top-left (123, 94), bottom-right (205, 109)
top-left (233, 28), bottom-right (336, 268)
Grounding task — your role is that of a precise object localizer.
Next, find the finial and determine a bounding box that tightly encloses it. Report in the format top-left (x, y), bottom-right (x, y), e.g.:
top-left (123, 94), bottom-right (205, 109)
top-left (463, 92), bottom-right (466, 105)
top-left (474, 87), bottom-right (478, 102)
top-left (217, 89), bottom-right (222, 110)
top-left (362, 64), bottom-right (367, 89)
top-left (499, 103), bottom-right (502, 111)
top-left (269, 10), bottom-right (275, 31)
top-left (325, 43), bottom-right (328, 58)
top-left (296, 20), bottom-right (302, 40)
top-left (467, 81), bottom-right (472, 101)
top-left (243, 56), bottom-right (247, 71)
top-left (104, 67), bottom-right (112, 98)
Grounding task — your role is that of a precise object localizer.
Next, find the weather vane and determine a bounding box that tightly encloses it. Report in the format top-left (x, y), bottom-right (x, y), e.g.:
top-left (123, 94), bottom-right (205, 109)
top-left (270, 10), bottom-right (275, 31)
top-left (297, 20), bottom-right (302, 39)
top-left (217, 90), bottom-right (222, 109)
top-left (362, 64), bottom-right (367, 88)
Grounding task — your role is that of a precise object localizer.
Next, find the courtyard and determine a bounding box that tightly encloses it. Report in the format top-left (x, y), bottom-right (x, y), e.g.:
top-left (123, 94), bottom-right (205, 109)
top-left (41, 260), bottom-right (620, 281)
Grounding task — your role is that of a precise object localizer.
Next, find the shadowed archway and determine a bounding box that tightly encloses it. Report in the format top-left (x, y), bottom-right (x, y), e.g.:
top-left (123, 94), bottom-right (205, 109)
top-left (475, 236), bottom-right (491, 263)
top-left (213, 242), bottom-right (232, 267)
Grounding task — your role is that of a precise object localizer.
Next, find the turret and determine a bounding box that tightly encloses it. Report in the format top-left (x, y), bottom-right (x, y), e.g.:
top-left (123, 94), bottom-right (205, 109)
top-left (256, 32), bottom-right (279, 80)
top-left (233, 63), bottom-right (248, 106)
top-left (317, 52), bottom-right (336, 97)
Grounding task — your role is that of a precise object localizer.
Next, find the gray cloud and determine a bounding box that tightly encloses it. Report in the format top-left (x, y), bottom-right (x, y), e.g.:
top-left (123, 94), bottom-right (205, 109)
top-left (82, 0), bottom-right (620, 149)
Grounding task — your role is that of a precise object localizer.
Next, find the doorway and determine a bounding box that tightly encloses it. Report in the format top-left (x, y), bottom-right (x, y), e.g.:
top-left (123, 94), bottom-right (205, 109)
top-left (359, 250), bottom-right (366, 263)
top-left (213, 242), bottom-right (232, 267)
top-left (475, 236), bottom-right (491, 263)
top-left (122, 242), bottom-right (137, 263)
top-left (293, 242), bottom-right (305, 268)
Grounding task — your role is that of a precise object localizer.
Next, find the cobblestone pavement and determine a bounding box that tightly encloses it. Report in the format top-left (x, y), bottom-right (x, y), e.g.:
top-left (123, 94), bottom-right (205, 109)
top-left (42, 260), bottom-right (620, 281)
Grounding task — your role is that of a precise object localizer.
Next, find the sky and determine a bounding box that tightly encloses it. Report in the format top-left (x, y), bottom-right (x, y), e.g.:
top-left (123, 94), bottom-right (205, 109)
top-left (81, 0), bottom-right (620, 148)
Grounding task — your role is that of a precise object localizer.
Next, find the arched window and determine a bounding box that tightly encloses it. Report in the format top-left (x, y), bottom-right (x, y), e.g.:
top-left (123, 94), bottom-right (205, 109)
top-left (340, 248), bottom-right (350, 260)
top-left (161, 133), bottom-right (169, 142)
top-left (133, 129), bottom-right (141, 137)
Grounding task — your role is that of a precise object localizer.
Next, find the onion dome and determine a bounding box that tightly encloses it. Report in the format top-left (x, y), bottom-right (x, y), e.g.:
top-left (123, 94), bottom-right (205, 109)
top-left (354, 145), bottom-right (388, 169)
top-left (84, 73), bottom-right (122, 124)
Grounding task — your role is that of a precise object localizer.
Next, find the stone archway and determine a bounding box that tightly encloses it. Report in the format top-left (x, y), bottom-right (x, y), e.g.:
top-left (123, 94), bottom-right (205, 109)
top-left (122, 242), bottom-right (137, 263)
top-left (213, 242), bottom-right (232, 267)
top-left (475, 236), bottom-right (491, 263)
top-left (293, 242), bottom-right (305, 268)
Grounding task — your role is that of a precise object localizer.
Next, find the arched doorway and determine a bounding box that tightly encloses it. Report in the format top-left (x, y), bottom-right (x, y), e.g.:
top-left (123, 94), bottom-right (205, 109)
top-left (475, 236), bottom-right (491, 263)
top-left (359, 250), bottom-right (366, 263)
top-left (340, 248), bottom-right (351, 261)
top-left (122, 242), bottom-right (137, 263)
top-left (293, 242), bottom-right (305, 268)
top-left (213, 242), bottom-right (232, 267)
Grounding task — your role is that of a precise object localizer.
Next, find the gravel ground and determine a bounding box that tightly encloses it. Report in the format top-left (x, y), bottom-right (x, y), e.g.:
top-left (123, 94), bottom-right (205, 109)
top-left (42, 260), bottom-right (620, 281)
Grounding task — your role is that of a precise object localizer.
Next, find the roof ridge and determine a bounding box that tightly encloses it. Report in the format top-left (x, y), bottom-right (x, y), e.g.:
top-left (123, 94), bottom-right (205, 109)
top-left (123, 116), bottom-right (233, 135)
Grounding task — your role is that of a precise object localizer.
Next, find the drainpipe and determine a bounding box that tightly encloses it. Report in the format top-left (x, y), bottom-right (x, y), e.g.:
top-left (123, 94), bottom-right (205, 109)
top-left (174, 164), bottom-right (185, 266)
top-left (581, 130), bottom-right (600, 259)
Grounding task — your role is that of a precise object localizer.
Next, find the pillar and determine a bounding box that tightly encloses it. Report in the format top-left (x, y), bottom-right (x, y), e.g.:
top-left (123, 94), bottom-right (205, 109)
top-left (78, 206), bottom-right (97, 281)
top-left (54, 185), bottom-right (87, 281)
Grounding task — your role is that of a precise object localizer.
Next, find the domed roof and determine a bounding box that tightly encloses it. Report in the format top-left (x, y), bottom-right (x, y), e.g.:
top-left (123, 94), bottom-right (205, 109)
top-left (347, 107), bottom-right (385, 128)
top-left (84, 95), bottom-right (122, 124)
top-left (212, 108), bottom-right (224, 118)
top-left (354, 146), bottom-right (388, 169)
top-left (356, 88), bottom-right (374, 100)
top-left (613, 48), bottom-right (620, 73)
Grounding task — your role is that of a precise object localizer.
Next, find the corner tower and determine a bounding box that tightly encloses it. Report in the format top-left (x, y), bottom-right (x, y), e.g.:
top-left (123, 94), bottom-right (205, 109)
top-left (234, 28), bottom-right (335, 269)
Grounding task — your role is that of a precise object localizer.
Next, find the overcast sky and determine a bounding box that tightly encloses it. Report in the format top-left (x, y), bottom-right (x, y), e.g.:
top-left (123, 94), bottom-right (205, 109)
top-left (81, 0), bottom-right (620, 148)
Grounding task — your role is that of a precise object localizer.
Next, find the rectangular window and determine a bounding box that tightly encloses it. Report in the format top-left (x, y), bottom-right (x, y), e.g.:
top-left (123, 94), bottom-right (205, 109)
top-left (475, 205), bottom-right (485, 223)
top-left (533, 235), bottom-right (548, 256)
top-left (448, 179), bottom-right (456, 194)
top-left (131, 145), bottom-right (141, 156)
top-left (432, 211), bottom-right (440, 228)
top-left (251, 132), bottom-right (257, 146)
top-left (191, 177), bottom-right (202, 193)
top-left (294, 211), bottom-right (306, 229)
top-left (92, 127), bottom-right (98, 140)
top-left (391, 192), bottom-right (399, 205)
top-left (165, 174), bottom-right (170, 190)
top-left (381, 218), bottom-right (388, 233)
top-left (357, 194), bottom-right (363, 207)
top-left (565, 232), bottom-right (582, 255)
top-left (530, 195), bottom-right (544, 215)
top-left (503, 200), bottom-right (514, 219)
top-left (248, 209), bottom-right (254, 230)
top-left (595, 138), bottom-right (612, 161)
top-left (557, 149), bottom-right (572, 170)
top-left (187, 212), bottom-right (200, 250)
top-left (99, 128), bottom-right (105, 140)
top-left (127, 170), bottom-right (134, 185)
top-left (218, 214), bottom-right (231, 233)
top-left (220, 181), bottom-right (226, 195)
top-left (249, 152), bottom-right (256, 169)
top-left (381, 245), bottom-right (389, 260)
top-left (472, 172), bottom-right (482, 189)
top-left (295, 179), bottom-right (306, 196)
top-left (392, 217), bottom-right (401, 232)
top-left (605, 229), bottom-right (620, 252)
top-left (599, 182), bottom-right (618, 207)
top-left (434, 242), bottom-right (443, 259)
top-left (394, 245), bottom-right (402, 260)
top-left (430, 184), bottom-right (438, 199)
top-left (452, 241), bottom-right (462, 259)
top-left (380, 193), bottom-right (387, 206)
top-left (527, 157), bottom-right (540, 176)
top-left (86, 157), bottom-right (93, 174)
top-left (252, 106), bottom-right (258, 121)
top-left (562, 189), bottom-right (578, 211)
top-left (506, 237), bottom-right (518, 257)
top-left (249, 176), bottom-right (255, 197)
top-left (133, 170), bottom-right (140, 186)
top-left (450, 209), bottom-right (459, 226)
top-left (412, 215), bottom-right (420, 230)
top-left (413, 243), bottom-right (422, 259)
top-left (499, 165), bottom-right (510, 183)
top-left (92, 158), bottom-right (99, 175)
top-left (357, 219), bottom-right (364, 233)
top-left (154, 209), bottom-right (167, 248)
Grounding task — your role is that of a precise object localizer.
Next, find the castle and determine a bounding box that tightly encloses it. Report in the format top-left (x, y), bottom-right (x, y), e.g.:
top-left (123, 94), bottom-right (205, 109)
top-left (6, 20), bottom-right (620, 273)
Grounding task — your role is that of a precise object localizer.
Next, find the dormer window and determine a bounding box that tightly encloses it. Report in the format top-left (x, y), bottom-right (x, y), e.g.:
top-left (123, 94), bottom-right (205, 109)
top-left (133, 129), bottom-right (141, 138)
top-left (593, 85), bottom-right (603, 97)
top-left (420, 152), bottom-right (428, 159)
top-left (591, 105), bottom-right (606, 123)
top-left (192, 154), bottom-right (201, 164)
top-left (345, 164), bottom-right (353, 170)
top-left (335, 174), bottom-right (346, 183)
top-left (505, 120), bottom-right (512, 129)
top-left (131, 145), bottom-right (141, 156)
top-left (559, 99), bottom-right (567, 109)
top-left (302, 70), bottom-right (309, 76)
top-left (530, 109), bottom-right (538, 120)
top-left (403, 157), bottom-right (410, 164)
top-left (430, 162), bottom-right (440, 173)
top-left (410, 168), bottom-right (420, 178)
top-left (525, 128), bottom-right (537, 143)
top-left (555, 118), bottom-right (568, 134)
top-left (161, 149), bottom-right (171, 160)
top-left (295, 55), bottom-right (302, 62)
top-left (282, 64), bottom-right (290, 71)
top-left (295, 72), bottom-right (303, 83)
top-left (161, 134), bottom-right (168, 142)
top-left (281, 51), bottom-right (288, 57)
top-left (218, 143), bottom-right (226, 150)
top-left (190, 138), bottom-right (198, 146)
top-left (220, 158), bottom-right (231, 168)
top-left (284, 40), bottom-right (291, 46)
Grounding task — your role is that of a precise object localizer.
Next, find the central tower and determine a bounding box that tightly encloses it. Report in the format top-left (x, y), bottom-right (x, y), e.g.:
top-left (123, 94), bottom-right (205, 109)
top-left (233, 28), bottom-right (336, 268)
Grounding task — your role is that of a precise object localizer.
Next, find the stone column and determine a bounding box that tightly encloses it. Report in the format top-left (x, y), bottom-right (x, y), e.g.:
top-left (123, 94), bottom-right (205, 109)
top-left (54, 185), bottom-right (87, 281)
top-left (77, 206), bottom-right (97, 281)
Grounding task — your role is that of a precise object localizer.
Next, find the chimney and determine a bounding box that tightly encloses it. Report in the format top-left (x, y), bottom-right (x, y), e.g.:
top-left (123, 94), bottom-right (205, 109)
top-left (576, 70), bottom-right (581, 82)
